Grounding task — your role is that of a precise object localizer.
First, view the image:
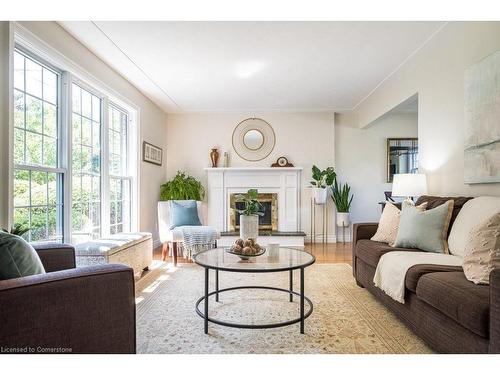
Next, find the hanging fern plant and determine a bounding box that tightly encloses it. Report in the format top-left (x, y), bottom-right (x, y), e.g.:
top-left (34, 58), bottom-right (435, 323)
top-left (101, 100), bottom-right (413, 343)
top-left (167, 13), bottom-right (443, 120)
top-left (159, 171), bottom-right (205, 201)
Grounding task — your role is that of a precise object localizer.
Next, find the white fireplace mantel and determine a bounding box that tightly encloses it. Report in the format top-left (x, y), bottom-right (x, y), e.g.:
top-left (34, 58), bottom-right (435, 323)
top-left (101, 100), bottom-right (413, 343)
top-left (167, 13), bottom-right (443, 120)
top-left (204, 167), bottom-right (302, 171)
top-left (204, 167), bottom-right (302, 232)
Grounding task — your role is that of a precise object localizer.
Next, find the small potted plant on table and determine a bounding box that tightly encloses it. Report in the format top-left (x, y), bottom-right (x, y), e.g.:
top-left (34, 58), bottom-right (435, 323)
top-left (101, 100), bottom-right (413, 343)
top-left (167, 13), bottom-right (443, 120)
top-left (310, 165), bottom-right (336, 204)
top-left (234, 188), bottom-right (264, 240)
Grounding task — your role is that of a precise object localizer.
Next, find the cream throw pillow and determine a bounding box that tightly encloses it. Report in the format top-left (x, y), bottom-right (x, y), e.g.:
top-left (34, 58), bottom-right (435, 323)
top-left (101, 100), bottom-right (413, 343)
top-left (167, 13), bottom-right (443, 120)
top-left (462, 212), bottom-right (500, 285)
top-left (371, 202), bottom-right (427, 246)
top-left (448, 196), bottom-right (500, 257)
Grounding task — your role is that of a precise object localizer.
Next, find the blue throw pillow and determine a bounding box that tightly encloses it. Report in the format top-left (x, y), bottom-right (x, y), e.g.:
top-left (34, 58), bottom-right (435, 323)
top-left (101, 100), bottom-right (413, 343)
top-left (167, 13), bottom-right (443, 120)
top-left (394, 200), bottom-right (454, 253)
top-left (170, 200), bottom-right (202, 229)
top-left (0, 231), bottom-right (46, 280)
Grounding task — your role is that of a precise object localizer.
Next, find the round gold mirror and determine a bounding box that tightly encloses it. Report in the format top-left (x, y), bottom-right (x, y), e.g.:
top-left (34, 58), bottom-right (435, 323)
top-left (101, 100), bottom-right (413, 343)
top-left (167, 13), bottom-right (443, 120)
top-left (243, 129), bottom-right (264, 150)
top-left (232, 118), bottom-right (275, 161)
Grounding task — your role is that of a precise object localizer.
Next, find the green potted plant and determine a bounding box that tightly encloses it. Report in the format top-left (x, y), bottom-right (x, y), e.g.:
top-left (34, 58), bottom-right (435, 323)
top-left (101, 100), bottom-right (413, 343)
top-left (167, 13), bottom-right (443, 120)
top-left (234, 188), bottom-right (264, 239)
top-left (159, 171), bottom-right (205, 201)
top-left (1, 223), bottom-right (31, 237)
top-left (310, 165), bottom-right (336, 204)
top-left (331, 179), bottom-right (354, 227)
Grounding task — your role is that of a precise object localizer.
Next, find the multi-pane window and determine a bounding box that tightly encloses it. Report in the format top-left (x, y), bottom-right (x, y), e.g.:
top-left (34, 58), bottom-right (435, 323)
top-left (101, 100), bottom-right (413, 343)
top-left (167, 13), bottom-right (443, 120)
top-left (11, 47), bottom-right (136, 243)
top-left (12, 50), bottom-right (63, 242)
top-left (71, 83), bottom-right (102, 243)
top-left (109, 105), bottom-right (131, 234)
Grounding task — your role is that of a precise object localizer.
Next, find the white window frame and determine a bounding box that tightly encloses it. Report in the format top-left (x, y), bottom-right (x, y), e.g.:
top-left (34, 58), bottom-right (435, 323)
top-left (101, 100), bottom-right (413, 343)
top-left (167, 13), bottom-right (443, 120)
top-left (108, 102), bottom-right (133, 235)
top-left (12, 46), bottom-right (67, 242)
top-left (11, 24), bottom-right (140, 243)
top-left (69, 78), bottom-right (106, 241)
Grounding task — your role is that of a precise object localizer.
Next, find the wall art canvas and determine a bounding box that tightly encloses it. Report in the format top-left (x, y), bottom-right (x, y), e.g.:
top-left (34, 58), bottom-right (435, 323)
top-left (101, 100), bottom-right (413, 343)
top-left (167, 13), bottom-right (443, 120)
top-left (143, 141), bottom-right (163, 166)
top-left (464, 50), bottom-right (500, 183)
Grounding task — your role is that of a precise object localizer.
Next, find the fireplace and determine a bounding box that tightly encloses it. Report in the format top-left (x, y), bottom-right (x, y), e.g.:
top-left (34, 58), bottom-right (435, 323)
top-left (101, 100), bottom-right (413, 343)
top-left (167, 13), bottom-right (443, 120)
top-left (205, 167), bottom-right (301, 233)
top-left (229, 193), bottom-right (278, 231)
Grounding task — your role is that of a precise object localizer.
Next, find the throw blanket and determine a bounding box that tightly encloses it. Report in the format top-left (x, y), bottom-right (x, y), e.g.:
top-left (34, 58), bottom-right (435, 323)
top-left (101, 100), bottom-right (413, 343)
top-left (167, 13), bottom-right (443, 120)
top-left (177, 226), bottom-right (218, 259)
top-left (373, 251), bottom-right (463, 304)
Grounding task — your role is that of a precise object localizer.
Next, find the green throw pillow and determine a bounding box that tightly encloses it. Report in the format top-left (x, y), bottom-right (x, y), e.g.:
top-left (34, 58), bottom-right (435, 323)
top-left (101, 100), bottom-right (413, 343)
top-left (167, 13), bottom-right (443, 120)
top-left (0, 231), bottom-right (45, 280)
top-left (393, 200), bottom-right (454, 253)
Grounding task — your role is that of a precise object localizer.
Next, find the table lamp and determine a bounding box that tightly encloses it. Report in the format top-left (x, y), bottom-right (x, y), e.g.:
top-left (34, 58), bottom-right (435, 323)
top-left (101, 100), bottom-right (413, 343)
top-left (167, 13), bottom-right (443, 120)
top-left (391, 173), bottom-right (427, 204)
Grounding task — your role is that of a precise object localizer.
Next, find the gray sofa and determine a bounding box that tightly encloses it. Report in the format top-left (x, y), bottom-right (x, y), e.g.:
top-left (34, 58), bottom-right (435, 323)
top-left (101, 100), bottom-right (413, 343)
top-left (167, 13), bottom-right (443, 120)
top-left (0, 243), bottom-right (136, 354)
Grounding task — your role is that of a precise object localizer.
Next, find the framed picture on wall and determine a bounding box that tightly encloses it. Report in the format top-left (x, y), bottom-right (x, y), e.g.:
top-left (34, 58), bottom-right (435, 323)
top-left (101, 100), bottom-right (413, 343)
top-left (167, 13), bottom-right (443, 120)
top-left (143, 141), bottom-right (163, 166)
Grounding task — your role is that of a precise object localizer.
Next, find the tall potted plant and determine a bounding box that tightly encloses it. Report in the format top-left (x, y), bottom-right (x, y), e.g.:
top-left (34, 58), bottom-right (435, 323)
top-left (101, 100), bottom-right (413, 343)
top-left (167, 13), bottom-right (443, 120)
top-left (331, 179), bottom-right (354, 227)
top-left (234, 188), bottom-right (264, 239)
top-left (310, 165), bottom-right (336, 204)
top-left (159, 171), bottom-right (205, 201)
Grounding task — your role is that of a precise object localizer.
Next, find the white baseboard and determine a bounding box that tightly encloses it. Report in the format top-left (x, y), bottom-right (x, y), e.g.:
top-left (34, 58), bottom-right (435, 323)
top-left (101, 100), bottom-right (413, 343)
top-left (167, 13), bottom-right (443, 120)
top-left (153, 238), bottom-right (162, 249)
top-left (305, 234), bottom-right (352, 243)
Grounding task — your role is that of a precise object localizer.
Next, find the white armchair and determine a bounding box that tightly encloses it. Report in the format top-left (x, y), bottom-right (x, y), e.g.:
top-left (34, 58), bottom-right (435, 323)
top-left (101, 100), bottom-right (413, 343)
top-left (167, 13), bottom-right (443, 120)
top-left (157, 201), bottom-right (220, 265)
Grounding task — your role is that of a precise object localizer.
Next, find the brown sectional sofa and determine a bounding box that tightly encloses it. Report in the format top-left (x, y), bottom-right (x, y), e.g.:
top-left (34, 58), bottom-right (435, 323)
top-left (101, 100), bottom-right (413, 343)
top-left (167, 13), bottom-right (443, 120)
top-left (0, 243), bottom-right (136, 354)
top-left (352, 196), bottom-right (500, 354)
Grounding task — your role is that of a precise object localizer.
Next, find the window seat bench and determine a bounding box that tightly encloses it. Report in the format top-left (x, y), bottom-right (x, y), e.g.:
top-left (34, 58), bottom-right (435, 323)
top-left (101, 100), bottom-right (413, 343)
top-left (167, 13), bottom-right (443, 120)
top-left (75, 232), bottom-right (153, 277)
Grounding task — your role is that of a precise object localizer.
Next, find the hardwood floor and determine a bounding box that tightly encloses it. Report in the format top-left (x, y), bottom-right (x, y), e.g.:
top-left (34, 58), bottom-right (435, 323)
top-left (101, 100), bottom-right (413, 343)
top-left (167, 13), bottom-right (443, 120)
top-left (153, 242), bottom-right (352, 265)
top-left (305, 242), bottom-right (352, 264)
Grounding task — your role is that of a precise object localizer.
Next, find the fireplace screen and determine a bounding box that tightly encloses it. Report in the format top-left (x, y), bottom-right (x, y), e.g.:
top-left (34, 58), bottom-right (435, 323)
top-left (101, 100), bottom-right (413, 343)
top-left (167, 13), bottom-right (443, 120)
top-left (229, 193), bottom-right (278, 231)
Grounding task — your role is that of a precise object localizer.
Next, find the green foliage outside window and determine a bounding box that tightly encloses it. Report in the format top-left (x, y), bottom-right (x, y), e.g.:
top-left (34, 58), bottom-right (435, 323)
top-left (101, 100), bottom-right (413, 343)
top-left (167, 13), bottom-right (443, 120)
top-left (12, 50), bottom-right (61, 242)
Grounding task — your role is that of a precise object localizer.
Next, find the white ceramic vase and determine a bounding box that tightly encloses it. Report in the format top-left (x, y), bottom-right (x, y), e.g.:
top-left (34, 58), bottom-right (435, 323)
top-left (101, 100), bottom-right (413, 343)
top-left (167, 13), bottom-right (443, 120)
top-left (336, 212), bottom-right (350, 227)
top-left (312, 187), bottom-right (328, 205)
top-left (240, 214), bottom-right (259, 239)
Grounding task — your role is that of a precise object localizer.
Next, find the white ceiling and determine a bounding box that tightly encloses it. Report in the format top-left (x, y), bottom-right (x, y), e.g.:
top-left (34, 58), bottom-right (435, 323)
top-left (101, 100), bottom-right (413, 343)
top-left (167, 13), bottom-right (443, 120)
top-left (59, 21), bottom-right (444, 113)
top-left (389, 94), bottom-right (419, 114)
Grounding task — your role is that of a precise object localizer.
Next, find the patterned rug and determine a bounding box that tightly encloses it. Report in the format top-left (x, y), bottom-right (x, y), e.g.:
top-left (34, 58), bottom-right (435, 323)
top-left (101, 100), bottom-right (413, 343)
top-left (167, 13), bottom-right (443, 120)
top-left (135, 262), bottom-right (432, 354)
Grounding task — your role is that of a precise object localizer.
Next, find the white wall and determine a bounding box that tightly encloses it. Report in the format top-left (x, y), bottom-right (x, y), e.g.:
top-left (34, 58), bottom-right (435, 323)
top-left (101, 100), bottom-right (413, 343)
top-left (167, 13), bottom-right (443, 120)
top-left (335, 112), bottom-right (418, 223)
top-left (2, 22), bottom-right (168, 244)
top-left (355, 21), bottom-right (500, 197)
top-left (166, 112), bottom-right (336, 240)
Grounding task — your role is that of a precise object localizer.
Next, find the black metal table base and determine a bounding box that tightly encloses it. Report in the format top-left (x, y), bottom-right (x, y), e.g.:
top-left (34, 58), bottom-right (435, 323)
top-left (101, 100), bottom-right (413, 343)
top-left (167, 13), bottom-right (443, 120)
top-left (196, 269), bottom-right (312, 334)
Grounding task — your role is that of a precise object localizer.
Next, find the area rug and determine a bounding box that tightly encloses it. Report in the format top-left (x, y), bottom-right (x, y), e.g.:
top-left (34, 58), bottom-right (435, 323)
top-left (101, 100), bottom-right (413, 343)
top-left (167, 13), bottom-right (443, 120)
top-left (135, 262), bottom-right (432, 354)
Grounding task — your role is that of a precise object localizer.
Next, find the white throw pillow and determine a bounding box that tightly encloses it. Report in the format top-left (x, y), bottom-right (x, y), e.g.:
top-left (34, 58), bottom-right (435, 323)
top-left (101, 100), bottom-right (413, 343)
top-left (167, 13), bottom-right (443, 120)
top-left (448, 196), bottom-right (500, 257)
top-left (371, 202), bottom-right (400, 245)
top-left (371, 202), bottom-right (427, 246)
top-left (462, 213), bottom-right (500, 284)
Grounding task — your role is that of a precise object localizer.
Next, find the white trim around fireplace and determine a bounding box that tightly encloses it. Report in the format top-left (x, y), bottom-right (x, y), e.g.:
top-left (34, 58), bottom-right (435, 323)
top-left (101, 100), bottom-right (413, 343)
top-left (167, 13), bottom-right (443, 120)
top-left (205, 167), bottom-right (302, 233)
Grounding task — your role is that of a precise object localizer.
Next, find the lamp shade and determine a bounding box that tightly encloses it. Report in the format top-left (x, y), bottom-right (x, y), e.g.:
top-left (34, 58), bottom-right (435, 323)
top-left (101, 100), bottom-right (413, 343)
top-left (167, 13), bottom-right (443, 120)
top-left (392, 174), bottom-right (428, 197)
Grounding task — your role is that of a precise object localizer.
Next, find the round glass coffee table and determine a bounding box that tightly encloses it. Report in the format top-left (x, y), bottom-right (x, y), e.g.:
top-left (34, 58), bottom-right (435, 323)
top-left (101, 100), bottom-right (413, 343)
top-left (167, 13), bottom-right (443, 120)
top-left (193, 247), bottom-right (315, 334)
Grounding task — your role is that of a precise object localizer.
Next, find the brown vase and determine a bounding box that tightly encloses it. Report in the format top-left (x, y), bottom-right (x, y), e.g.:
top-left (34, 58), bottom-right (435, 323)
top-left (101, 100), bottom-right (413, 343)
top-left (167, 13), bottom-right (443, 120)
top-left (210, 148), bottom-right (219, 167)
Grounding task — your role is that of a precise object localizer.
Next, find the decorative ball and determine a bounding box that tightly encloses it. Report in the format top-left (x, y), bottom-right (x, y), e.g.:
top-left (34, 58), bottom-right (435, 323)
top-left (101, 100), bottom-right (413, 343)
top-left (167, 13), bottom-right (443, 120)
top-left (228, 239), bottom-right (264, 257)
